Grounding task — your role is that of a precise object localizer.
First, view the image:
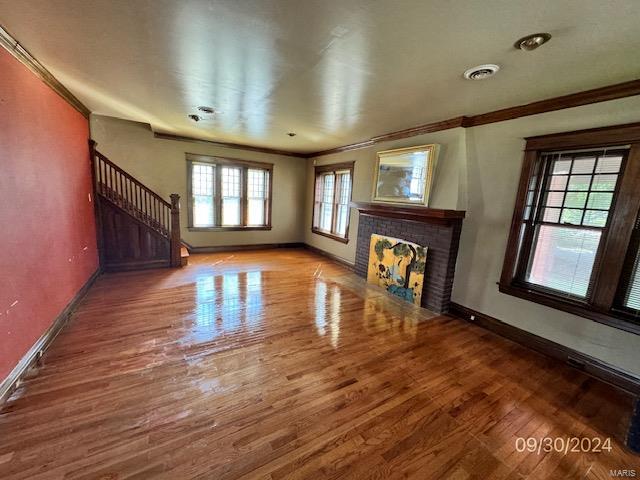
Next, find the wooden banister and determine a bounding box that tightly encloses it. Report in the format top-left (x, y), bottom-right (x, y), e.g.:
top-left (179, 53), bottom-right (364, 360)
top-left (90, 140), bottom-right (183, 268)
top-left (94, 151), bottom-right (171, 209)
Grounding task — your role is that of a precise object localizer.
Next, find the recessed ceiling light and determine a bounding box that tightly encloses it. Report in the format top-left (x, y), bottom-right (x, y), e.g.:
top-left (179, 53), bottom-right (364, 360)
top-left (515, 33), bottom-right (551, 51)
top-left (197, 106), bottom-right (215, 114)
top-left (188, 114), bottom-right (201, 122)
top-left (463, 64), bottom-right (500, 81)
top-left (287, 132), bottom-right (296, 137)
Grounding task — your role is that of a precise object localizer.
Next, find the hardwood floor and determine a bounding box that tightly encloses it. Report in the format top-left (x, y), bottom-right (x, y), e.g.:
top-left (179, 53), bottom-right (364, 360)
top-left (0, 249), bottom-right (637, 479)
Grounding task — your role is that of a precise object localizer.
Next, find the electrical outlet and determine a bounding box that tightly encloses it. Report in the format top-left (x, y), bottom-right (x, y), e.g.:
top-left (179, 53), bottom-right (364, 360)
top-left (470, 315), bottom-right (476, 321)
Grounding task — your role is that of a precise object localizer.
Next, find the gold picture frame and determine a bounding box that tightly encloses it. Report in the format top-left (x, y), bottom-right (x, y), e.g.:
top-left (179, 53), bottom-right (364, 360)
top-left (372, 144), bottom-right (439, 206)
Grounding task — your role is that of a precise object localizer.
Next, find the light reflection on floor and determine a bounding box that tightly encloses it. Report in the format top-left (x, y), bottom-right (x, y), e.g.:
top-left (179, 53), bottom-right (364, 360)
top-left (188, 270), bottom-right (264, 344)
top-left (187, 267), bottom-right (350, 352)
top-left (314, 280), bottom-right (327, 338)
top-left (180, 250), bottom-right (427, 352)
top-left (178, 254), bottom-right (426, 402)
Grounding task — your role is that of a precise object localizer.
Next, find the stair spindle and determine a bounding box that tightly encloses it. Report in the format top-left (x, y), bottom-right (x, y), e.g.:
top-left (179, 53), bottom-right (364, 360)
top-left (98, 157), bottom-right (103, 194)
top-left (126, 177), bottom-right (131, 210)
top-left (108, 164), bottom-right (113, 197)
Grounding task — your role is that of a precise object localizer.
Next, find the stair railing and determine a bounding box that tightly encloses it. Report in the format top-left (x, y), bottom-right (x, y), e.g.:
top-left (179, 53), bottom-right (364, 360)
top-left (89, 141), bottom-right (182, 267)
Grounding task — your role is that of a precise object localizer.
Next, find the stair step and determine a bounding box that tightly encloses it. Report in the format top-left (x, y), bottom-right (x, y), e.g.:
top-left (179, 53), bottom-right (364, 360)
top-left (180, 246), bottom-right (189, 267)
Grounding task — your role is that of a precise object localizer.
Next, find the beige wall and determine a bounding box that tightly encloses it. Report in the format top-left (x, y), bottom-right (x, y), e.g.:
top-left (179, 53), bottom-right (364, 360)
top-left (90, 115), bottom-right (307, 247)
top-left (304, 96), bottom-right (640, 377)
top-left (304, 128), bottom-right (468, 262)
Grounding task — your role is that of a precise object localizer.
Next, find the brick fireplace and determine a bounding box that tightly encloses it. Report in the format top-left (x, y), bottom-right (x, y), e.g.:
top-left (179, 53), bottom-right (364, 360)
top-left (351, 202), bottom-right (465, 313)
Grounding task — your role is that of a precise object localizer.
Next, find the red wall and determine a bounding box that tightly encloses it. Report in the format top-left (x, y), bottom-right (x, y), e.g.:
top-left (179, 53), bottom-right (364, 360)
top-left (0, 48), bottom-right (98, 382)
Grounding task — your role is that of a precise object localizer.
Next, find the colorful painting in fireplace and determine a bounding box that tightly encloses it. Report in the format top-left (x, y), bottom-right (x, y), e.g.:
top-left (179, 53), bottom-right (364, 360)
top-left (366, 234), bottom-right (427, 305)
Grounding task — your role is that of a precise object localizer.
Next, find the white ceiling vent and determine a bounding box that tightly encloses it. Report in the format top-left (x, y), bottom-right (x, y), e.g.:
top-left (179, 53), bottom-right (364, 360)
top-left (463, 64), bottom-right (500, 80)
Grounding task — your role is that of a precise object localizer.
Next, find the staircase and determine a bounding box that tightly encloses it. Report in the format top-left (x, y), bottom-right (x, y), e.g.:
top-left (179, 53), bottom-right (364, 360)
top-left (89, 141), bottom-right (187, 271)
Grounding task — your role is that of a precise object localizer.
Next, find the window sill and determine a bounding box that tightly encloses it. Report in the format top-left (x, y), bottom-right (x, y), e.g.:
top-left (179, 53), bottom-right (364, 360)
top-left (311, 228), bottom-right (349, 244)
top-left (188, 226), bottom-right (272, 232)
top-left (498, 282), bottom-right (640, 335)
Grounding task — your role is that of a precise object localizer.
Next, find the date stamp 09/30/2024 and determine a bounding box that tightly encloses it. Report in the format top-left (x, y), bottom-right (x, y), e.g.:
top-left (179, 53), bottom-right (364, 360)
top-left (515, 437), bottom-right (638, 478)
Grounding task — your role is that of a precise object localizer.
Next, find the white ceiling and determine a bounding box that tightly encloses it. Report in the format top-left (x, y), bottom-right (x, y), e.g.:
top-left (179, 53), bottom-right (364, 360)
top-left (1, 0), bottom-right (639, 153)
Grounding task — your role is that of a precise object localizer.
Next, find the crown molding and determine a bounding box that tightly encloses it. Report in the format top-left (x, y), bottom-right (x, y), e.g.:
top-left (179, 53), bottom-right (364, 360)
top-left (154, 132), bottom-right (308, 158)
top-left (310, 79), bottom-right (640, 158)
top-left (309, 139), bottom-right (375, 157)
top-left (463, 79), bottom-right (640, 127)
top-left (0, 24), bottom-right (90, 119)
top-left (371, 116), bottom-right (468, 143)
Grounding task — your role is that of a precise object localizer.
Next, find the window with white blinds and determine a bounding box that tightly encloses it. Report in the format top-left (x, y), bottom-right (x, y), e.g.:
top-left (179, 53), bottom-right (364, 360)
top-left (524, 149), bottom-right (624, 298)
top-left (501, 123), bottom-right (640, 334)
top-left (312, 162), bottom-right (354, 242)
top-left (618, 216), bottom-right (640, 317)
top-left (623, 251), bottom-right (640, 311)
top-left (187, 155), bottom-right (271, 230)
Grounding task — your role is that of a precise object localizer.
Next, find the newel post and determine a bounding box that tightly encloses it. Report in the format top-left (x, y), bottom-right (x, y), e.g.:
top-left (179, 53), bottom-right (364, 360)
top-left (170, 194), bottom-right (181, 267)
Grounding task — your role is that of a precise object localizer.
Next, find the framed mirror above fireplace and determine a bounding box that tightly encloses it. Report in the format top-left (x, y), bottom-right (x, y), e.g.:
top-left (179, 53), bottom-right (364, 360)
top-left (373, 144), bottom-right (439, 206)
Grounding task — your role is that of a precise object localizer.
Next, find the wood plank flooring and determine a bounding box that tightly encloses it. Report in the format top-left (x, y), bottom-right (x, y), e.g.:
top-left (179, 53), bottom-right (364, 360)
top-left (0, 249), bottom-right (637, 479)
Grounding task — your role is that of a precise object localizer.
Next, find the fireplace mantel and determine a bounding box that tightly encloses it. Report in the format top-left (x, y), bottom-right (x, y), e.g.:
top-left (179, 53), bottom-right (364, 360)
top-left (350, 201), bottom-right (465, 226)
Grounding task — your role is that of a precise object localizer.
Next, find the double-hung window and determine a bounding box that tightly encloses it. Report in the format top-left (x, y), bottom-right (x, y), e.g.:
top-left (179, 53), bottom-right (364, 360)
top-left (247, 168), bottom-right (269, 226)
top-left (187, 154), bottom-right (272, 230)
top-left (312, 162), bottom-right (354, 243)
top-left (500, 123), bottom-right (640, 334)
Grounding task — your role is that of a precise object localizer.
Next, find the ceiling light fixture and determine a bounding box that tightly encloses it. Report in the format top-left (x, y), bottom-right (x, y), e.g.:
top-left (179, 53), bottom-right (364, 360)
top-left (197, 106), bottom-right (215, 114)
top-left (463, 64), bottom-right (500, 81)
top-left (188, 114), bottom-right (201, 122)
top-left (515, 33), bottom-right (551, 51)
